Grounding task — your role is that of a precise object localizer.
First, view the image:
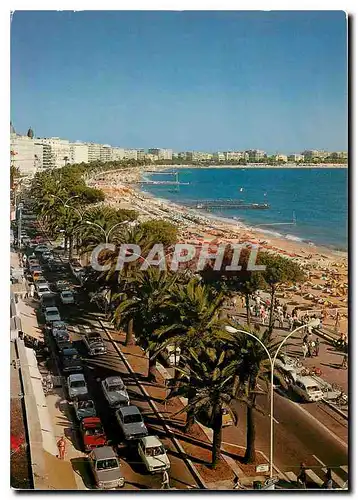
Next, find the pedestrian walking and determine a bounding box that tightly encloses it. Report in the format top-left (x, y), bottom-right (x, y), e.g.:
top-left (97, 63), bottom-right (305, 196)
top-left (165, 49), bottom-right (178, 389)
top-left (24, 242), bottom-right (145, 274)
top-left (297, 463), bottom-right (307, 489)
top-left (302, 343), bottom-right (308, 359)
top-left (288, 315), bottom-right (294, 331)
top-left (29, 283), bottom-right (35, 298)
top-left (57, 436), bottom-right (66, 460)
top-left (161, 470), bottom-right (170, 489)
top-left (254, 322), bottom-right (261, 335)
top-left (307, 340), bottom-right (314, 358)
top-left (18, 330), bottom-right (24, 340)
top-left (278, 312), bottom-right (284, 328)
top-left (323, 468), bottom-right (333, 489)
top-left (262, 310), bottom-right (268, 326)
top-left (314, 338), bottom-right (320, 356)
top-left (283, 303), bottom-right (288, 318)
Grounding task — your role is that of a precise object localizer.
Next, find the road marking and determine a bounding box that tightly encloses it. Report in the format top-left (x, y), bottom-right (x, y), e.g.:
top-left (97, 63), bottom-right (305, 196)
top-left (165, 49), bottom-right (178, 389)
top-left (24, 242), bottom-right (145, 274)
top-left (286, 471), bottom-right (297, 482)
top-left (312, 455), bottom-right (325, 467)
top-left (312, 455), bottom-right (346, 488)
top-left (306, 469), bottom-right (323, 486)
top-left (284, 398), bottom-right (348, 449)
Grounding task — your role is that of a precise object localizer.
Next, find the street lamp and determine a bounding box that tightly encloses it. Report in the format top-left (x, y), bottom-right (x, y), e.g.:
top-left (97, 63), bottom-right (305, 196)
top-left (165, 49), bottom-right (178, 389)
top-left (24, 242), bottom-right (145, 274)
top-left (50, 194), bottom-right (80, 206)
top-left (84, 220), bottom-right (129, 243)
top-left (225, 318), bottom-right (319, 479)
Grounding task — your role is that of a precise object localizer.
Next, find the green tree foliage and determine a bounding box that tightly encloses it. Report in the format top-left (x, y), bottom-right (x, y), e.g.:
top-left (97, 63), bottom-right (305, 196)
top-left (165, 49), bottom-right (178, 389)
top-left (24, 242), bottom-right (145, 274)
top-left (140, 219), bottom-right (178, 247)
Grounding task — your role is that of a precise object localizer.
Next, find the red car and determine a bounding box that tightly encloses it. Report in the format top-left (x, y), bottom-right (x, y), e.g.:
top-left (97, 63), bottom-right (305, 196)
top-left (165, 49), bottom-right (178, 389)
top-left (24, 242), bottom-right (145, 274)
top-left (80, 417), bottom-right (107, 452)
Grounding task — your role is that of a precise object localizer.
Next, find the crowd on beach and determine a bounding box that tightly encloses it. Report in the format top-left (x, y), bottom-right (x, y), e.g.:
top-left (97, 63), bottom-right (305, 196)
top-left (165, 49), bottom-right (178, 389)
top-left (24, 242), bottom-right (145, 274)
top-left (87, 168), bottom-right (348, 340)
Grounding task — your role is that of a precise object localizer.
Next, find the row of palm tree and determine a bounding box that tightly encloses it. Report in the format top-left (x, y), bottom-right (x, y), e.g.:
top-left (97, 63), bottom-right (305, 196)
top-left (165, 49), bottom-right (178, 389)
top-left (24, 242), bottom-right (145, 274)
top-left (28, 161), bottom-right (305, 469)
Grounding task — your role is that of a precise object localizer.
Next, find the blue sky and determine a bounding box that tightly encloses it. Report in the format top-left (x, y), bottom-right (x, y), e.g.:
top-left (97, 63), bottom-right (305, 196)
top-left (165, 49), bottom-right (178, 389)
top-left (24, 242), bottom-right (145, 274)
top-left (10, 10), bottom-right (347, 153)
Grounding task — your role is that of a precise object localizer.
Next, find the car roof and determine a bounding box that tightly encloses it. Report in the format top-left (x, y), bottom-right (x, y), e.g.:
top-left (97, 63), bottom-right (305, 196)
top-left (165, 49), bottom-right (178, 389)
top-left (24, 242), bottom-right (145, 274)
top-left (92, 446), bottom-right (117, 460)
top-left (61, 290), bottom-right (73, 294)
top-left (141, 435), bottom-right (162, 447)
top-left (46, 307), bottom-right (59, 312)
top-left (118, 405), bottom-right (140, 416)
top-left (82, 417), bottom-right (102, 426)
top-left (68, 373), bottom-right (85, 381)
top-left (52, 321), bottom-right (66, 328)
top-left (296, 376), bottom-right (321, 387)
top-left (106, 376), bottom-right (123, 385)
top-left (62, 348), bottom-right (78, 355)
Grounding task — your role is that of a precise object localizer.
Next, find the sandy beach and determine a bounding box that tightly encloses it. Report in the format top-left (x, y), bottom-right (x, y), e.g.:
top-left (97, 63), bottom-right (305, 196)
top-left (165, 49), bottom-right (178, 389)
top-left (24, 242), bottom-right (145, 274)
top-left (88, 167), bottom-right (348, 336)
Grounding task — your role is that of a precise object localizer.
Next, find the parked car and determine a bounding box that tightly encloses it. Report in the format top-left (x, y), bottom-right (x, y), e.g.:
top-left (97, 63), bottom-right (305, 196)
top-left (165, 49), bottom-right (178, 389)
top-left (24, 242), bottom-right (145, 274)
top-left (60, 290), bottom-right (75, 305)
top-left (101, 376), bottom-right (130, 408)
top-left (83, 331), bottom-right (106, 356)
top-left (89, 446), bottom-right (125, 489)
top-left (115, 405), bottom-right (148, 441)
top-left (32, 270), bottom-right (44, 282)
top-left (56, 339), bottom-right (73, 353)
top-left (34, 244), bottom-right (49, 254)
top-left (74, 399), bottom-right (97, 421)
top-left (137, 436), bottom-right (170, 473)
top-left (67, 373), bottom-right (88, 400)
top-left (51, 320), bottom-right (67, 335)
top-left (60, 347), bottom-right (83, 373)
top-left (35, 276), bottom-right (48, 287)
top-left (36, 284), bottom-right (52, 299)
top-left (40, 295), bottom-right (57, 314)
top-left (55, 280), bottom-right (71, 292)
top-left (44, 306), bottom-right (61, 324)
top-left (291, 376), bottom-right (324, 402)
top-left (80, 417), bottom-right (107, 452)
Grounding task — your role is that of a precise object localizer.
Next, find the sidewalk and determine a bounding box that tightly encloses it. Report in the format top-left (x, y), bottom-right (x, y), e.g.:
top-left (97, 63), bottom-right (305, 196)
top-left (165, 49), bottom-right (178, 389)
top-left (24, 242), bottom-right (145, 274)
top-left (230, 306), bottom-right (348, 396)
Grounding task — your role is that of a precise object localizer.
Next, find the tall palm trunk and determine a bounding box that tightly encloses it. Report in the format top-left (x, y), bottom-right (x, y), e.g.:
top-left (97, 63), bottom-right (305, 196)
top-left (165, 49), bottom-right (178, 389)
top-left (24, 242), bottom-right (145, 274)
top-left (245, 292), bottom-right (251, 326)
top-left (125, 318), bottom-right (134, 346)
top-left (64, 236), bottom-right (68, 255)
top-left (268, 285), bottom-right (276, 336)
top-left (69, 235), bottom-right (74, 261)
top-left (185, 375), bottom-right (196, 432)
top-left (148, 349), bottom-right (157, 381)
top-left (244, 394), bottom-right (257, 463)
top-left (212, 403), bottom-right (223, 467)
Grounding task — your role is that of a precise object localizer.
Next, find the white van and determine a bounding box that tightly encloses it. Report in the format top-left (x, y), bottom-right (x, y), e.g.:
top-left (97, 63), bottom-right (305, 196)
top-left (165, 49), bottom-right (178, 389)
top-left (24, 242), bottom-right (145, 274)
top-left (291, 376), bottom-right (324, 402)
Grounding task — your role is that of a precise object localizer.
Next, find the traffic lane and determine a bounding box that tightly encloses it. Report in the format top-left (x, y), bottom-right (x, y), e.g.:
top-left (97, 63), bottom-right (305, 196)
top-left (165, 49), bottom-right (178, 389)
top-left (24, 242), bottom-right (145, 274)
top-left (64, 313), bottom-right (198, 490)
top-left (225, 390), bottom-right (348, 474)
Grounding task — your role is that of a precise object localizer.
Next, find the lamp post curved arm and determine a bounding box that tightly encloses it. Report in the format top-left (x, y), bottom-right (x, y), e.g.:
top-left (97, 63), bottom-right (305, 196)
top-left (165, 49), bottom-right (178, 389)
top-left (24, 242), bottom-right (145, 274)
top-left (225, 319), bottom-right (317, 480)
top-left (106, 221), bottom-right (129, 242)
top-left (50, 194), bottom-right (79, 206)
top-left (85, 220), bottom-right (129, 243)
top-left (64, 204), bottom-right (83, 221)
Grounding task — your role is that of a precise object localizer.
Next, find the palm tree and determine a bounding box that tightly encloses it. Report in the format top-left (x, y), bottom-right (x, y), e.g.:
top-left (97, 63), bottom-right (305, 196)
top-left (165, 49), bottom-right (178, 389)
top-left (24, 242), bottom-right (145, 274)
top-left (156, 278), bottom-right (226, 430)
top-left (113, 269), bottom-right (177, 380)
top-left (224, 324), bottom-right (288, 463)
top-left (170, 344), bottom-right (238, 467)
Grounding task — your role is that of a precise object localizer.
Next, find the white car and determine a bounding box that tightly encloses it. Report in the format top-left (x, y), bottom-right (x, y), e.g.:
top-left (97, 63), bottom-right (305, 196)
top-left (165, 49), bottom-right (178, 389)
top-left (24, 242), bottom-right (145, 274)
top-left (67, 373), bottom-right (88, 400)
top-left (34, 244), bottom-right (49, 253)
top-left (60, 290), bottom-right (75, 305)
top-left (36, 283), bottom-right (52, 298)
top-left (101, 376), bottom-right (130, 408)
top-left (291, 376), bottom-right (324, 402)
top-left (138, 435), bottom-right (170, 473)
top-left (44, 306), bottom-right (61, 323)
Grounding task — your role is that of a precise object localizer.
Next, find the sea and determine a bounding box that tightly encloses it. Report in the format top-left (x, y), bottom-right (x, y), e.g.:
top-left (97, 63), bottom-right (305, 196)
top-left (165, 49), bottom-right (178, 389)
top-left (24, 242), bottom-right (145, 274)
top-left (141, 168), bottom-right (348, 251)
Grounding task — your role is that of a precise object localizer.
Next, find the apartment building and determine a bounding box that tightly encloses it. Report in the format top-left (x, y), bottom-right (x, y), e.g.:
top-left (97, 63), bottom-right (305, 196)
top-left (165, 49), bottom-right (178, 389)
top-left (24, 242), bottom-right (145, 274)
top-left (245, 149), bottom-right (267, 161)
top-left (272, 154), bottom-right (288, 162)
top-left (301, 150), bottom-right (329, 160)
top-left (111, 147), bottom-right (125, 161)
top-left (70, 142), bottom-right (89, 164)
top-left (288, 153), bottom-right (305, 162)
top-left (186, 151), bottom-right (213, 162)
top-left (10, 135), bottom-right (38, 176)
top-left (100, 144), bottom-right (112, 163)
top-left (145, 153), bottom-right (159, 162)
top-left (148, 148), bottom-right (173, 160)
top-left (123, 149), bottom-right (138, 160)
top-left (213, 152), bottom-right (226, 162)
top-left (223, 151), bottom-right (247, 161)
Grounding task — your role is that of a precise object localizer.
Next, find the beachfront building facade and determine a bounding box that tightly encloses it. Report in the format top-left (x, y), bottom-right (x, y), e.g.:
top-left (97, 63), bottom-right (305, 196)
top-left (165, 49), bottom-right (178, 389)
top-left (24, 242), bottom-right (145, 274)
top-left (145, 153), bottom-right (159, 162)
top-left (301, 150), bottom-right (329, 161)
top-left (245, 149), bottom-right (267, 162)
top-left (10, 134), bottom-right (38, 176)
top-left (100, 144), bottom-right (112, 162)
top-left (123, 149), bottom-right (138, 160)
top-left (213, 152), bottom-right (226, 162)
top-left (223, 151), bottom-right (248, 161)
top-left (288, 153), bottom-right (305, 162)
top-left (36, 137), bottom-right (72, 168)
top-left (111, 147), bottom-right (125, 161)
top-left (70, 142), bottom-right (89, 164)
top-left (186, 151), bottom-right (213, 162)
top-left (87, 143), bottom-right (102, 162)
top-left (148, 148), bottom-right (173, 160)
top-left (272, 154), bottom-right (288, 163)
